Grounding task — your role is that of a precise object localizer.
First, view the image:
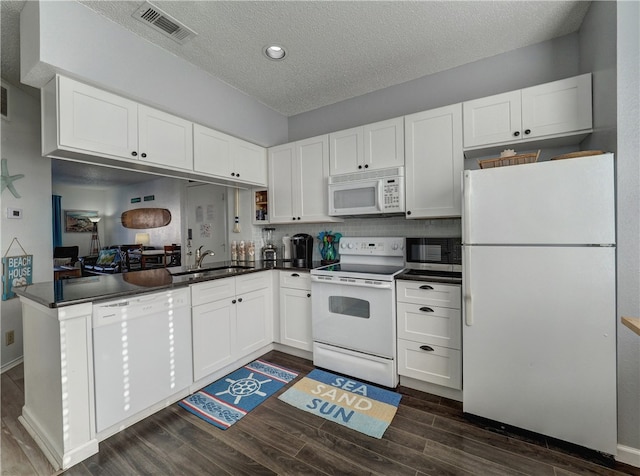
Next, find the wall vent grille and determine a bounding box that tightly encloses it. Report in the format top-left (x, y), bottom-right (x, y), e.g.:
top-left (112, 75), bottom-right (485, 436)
top-left (133, 2), bottom-right (197, 44)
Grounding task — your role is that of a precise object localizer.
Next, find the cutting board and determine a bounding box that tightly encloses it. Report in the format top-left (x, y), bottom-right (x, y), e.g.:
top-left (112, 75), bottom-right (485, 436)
top-left (121, 208), bottom-right (171, 229)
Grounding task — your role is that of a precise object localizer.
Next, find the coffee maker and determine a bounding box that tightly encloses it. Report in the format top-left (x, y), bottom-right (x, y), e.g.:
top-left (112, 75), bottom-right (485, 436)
top-left (291, 233), bottom-right (313, 267)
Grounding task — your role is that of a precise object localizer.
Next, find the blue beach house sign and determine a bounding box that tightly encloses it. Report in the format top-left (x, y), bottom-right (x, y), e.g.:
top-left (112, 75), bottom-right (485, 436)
top-left (2, 254), bottom-right (33, 300)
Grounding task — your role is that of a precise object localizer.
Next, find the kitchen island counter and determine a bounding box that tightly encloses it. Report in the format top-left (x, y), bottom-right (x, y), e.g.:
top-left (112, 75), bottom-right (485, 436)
top-left (14, 260), bottom-right (322, 308)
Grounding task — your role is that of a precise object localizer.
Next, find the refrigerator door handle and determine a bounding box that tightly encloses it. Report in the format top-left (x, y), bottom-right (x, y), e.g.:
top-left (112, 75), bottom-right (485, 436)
top-left (463, 171), bottom-right (471, 244)
top-left (463, 245), bottom-right (473, 326)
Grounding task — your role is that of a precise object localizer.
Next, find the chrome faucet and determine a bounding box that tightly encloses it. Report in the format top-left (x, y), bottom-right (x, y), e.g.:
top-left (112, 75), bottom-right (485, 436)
top-left (195, 246), bottom-right (215, 269)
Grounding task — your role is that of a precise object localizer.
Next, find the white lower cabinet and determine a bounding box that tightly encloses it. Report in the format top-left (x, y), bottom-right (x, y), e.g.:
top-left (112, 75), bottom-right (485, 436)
top-left (279, 271), bottom-right (312, 351)
top-left (396, 280), bottom-right (462, 389)
top-left (191, 273), bottom-right (273, 381)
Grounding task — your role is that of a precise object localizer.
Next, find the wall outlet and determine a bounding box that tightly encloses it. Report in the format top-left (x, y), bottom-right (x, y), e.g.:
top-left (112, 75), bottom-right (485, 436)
top-left (7, 208), bottom-right (22, 219)
top-left (5, 330), bottom-right (15, 346)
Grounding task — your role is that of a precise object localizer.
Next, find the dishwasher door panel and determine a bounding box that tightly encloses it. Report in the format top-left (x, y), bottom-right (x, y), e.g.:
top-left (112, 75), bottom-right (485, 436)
top-left (93, 294), bottom-right (192, 433)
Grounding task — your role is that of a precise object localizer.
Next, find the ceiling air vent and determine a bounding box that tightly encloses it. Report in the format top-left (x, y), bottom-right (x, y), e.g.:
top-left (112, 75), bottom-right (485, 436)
top-left (133, 2), bottom-right (197, 44)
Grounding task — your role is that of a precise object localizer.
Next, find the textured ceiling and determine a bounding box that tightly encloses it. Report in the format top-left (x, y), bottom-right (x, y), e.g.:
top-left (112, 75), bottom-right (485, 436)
top-left (2, 0), bottom-right (590, 116)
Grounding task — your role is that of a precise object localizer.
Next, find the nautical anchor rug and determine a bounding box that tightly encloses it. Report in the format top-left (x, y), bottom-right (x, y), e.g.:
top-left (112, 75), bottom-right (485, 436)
top-left (179, 359), bottom-right (298, 430)
top-left (278, 369), bottom-right (402, 438)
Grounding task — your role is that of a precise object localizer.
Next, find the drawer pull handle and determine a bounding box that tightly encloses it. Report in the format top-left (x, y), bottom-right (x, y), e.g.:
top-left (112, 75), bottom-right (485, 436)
top-left (291, 273), bottom-right (300, 277)
top-left (420, 345), bottom-right (435, 352)
top-left (419, 285), bottom-right (434, 290)
top-left (419, 307), bottom-right (434, 312)
top-left (307, 293), bottom-right (311, 298)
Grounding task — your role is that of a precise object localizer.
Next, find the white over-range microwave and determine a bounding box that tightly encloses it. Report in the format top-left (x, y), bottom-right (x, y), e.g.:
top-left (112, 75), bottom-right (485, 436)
top-left (328, 167), bottom-right (405, 217)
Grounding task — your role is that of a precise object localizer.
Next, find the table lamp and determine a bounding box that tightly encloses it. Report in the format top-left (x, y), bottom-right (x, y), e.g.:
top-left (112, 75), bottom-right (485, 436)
top-left (135, 232), bottom-right (150, 247)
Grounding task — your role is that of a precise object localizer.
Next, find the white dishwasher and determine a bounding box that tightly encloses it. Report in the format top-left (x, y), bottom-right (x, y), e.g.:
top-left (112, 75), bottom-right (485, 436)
top-left (93, 287), bottom-right (192, 433)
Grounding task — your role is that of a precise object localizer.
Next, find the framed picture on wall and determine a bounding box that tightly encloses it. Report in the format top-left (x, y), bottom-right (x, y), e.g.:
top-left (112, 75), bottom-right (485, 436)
top-left (64, 210), bottom-right (98, 233)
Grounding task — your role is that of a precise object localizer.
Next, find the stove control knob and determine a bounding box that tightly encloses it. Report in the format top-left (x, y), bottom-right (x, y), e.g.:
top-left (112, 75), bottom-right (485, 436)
top-left (392, 243), bottom-right (399, 250)
top-left (340, 242), bottom-right (347, 249)
top-left (348, 243), bottom-right (354, 249)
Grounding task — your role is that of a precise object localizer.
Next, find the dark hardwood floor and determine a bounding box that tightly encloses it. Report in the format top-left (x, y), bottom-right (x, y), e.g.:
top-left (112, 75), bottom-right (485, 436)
top-left (2, 350), bottom-right (639, 476)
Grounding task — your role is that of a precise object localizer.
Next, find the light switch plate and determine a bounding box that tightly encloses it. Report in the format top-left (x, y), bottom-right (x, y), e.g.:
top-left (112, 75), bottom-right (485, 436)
top-left (7, 208), bottom-right (22, 218)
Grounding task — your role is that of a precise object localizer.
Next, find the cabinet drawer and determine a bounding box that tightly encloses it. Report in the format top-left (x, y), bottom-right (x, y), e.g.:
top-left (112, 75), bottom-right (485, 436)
top-left (279, 270), bottom-right (311, 290)
top-left (397, 280), bottom-right (461, 309)
top-left (235, 271), bottom-right (270, 295)
top-left (397, 302), bottom-right (461, 349)
top-left (398, 339), bottom-right (461, 389)
top-left (191, 277), bottom-right (235, 306)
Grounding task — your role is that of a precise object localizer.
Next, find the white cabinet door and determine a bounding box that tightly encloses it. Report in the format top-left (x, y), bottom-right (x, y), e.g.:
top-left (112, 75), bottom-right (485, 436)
top-left (192, 298), bottom-right (235, 381)
top-left (521, 73), bottom-right (592, 139)
top-left (363, 117), bottom-right (404, 171)
top-left (279, 287), bottom-right (312, 351)
top-left (193, 123), bottom-right (232, 177)
top-left (329, 118), bottom-right (404, 175)
top-left (397, 340), bottom-right (461, 389)
top-left (268, 143), bottom-right (296, 223)
top-left (57, 76), bottom-right (138, 159)
top-left (236, 288), bottom-right (272, 357)
top-left (233, 138), bottom-right (267, 185)
top-left (194, 123), bottom-right (269, 185)
top-left (329, 126), bottom-right (363, 175)
top-left (405, 104), bottom-right (463, 219)
top-left (397, 302), bottom-right (461, 349)
top-left (463, 74), bottom-right (592, 149)
top-left (268, 136), bottom-right (338, 224)
top-left (279, 271), bottom-right (312, 351)
top-left (138, 105), bottom-right (193, 170)
top-left (463, 90), bottom-right (521, 148)
top-left (297, 135), bottom-right (331, 222)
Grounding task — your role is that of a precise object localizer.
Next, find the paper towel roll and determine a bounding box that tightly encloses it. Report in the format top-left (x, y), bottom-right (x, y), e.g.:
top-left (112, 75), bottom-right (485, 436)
top-left (282, 235), bottom-right (291, 260)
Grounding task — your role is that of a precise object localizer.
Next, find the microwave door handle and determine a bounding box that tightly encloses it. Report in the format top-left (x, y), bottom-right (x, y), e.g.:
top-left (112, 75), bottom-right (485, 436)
top-left (377, 180), bottom-right (384, 212)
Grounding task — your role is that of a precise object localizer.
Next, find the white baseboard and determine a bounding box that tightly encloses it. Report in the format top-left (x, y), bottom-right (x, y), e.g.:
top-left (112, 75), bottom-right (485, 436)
top-left (617, 444), bottom-right (640, 468)
top-left (1, 356), bottom-right (23, 374)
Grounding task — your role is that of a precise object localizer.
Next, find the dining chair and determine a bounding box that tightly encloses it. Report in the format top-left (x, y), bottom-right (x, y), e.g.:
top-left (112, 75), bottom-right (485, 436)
top-left (163, 245), bottom-right (181, 267)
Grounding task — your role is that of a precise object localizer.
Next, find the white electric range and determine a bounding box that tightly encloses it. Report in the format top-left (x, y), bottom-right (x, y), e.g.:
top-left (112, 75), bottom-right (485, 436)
top-left (310, 237), bottom-right (405, 387)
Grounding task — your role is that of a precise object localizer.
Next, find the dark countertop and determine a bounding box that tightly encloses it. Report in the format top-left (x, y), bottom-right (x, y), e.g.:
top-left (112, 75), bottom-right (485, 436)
top-left (397, 270), bottom-right (462, 285)
top-left (13, 260), bottom-right (321, 309)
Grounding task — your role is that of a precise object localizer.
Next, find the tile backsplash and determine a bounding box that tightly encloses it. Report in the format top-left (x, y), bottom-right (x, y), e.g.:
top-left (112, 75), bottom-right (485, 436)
top-left (249, 217), bottom-right (461, 262)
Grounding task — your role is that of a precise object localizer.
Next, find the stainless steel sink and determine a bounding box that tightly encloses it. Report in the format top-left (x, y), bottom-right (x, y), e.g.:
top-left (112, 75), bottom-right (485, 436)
top-left (171, 266), bottom-right (253, 279)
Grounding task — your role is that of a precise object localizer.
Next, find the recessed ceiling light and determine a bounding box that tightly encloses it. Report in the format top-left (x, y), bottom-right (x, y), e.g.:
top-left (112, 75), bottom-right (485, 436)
top-left (264, 45), bottom-right (286, 60)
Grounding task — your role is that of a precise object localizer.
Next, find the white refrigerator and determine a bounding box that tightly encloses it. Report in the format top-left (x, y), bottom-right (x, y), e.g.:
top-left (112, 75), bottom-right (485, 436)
top-left (462, 153), bottom-right (617, 455)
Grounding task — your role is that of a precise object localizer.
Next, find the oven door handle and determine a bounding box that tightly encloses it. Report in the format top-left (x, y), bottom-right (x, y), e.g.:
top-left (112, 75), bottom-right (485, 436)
top-left (310, 275), bottom-right (393, 289)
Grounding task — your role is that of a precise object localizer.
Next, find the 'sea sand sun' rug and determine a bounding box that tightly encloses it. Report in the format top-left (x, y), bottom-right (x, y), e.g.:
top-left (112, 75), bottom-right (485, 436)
top-left (179, 359), bottom-right (298, 430)
top-left (278, 368), bottom-right (401, 438)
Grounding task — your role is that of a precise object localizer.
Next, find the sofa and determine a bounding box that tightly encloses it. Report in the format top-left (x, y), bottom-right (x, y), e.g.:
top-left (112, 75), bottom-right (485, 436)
top-left (80, 248), bottom-right (123, 276)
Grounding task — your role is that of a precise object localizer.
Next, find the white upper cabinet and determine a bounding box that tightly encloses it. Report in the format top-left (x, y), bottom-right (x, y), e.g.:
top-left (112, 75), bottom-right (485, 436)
top-left (193, 124), bottom-right (267, 186)
top-left (463, 73), bottom-right (592, 149)
top-left (233, 139), bottom-right (267, 185)
top-left (138, 105), bottom-right (193, 170)
top-left (268, 135), bottom-right (341, 224)
top-left (44, 74), bottom-right (266, 185)
top-left (268, 143), bottom-right (296, 223)
top-left (405, 104), bottom-right (463, 219)
top-left (54, 75), bottom-right (139, 160)
top-left (329, 117), bottom-right (404, 175)
top-left (45, 75), bottom-right (194, 171)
